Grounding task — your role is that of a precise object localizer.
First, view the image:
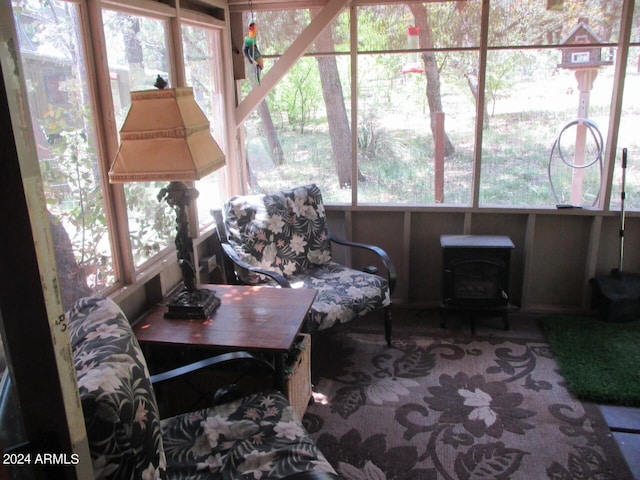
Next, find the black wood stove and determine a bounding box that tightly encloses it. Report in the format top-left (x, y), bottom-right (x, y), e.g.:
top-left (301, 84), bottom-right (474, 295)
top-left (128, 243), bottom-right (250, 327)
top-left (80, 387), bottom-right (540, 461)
top-left (440, 234), bottom-right (515, 333)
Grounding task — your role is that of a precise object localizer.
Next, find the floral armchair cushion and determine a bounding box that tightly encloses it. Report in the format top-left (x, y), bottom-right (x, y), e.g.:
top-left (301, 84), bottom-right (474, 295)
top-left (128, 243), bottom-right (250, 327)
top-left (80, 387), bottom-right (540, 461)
top-left (289, 263), bottom-right (391, 334)
top-left (68, 295), bottom-right (167, 480)
top-left (224, 184), bottom-right (332, 278)
top-left (161, 390), bottom-right (337, 479)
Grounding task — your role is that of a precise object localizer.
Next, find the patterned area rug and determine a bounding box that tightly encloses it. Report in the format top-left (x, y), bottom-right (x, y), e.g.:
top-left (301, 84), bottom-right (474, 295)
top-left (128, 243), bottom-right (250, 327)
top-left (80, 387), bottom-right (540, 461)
top-left (302, 325), bottom-right (633, 479)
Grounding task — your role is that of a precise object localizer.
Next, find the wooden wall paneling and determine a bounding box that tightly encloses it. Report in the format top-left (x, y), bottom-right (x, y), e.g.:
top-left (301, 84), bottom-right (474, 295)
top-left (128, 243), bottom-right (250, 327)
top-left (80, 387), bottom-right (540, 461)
top-left (621, 217), bottom-right (640, 272)
top-left (583, 216), bottom-right (603, 309)
top-left (597, 216), bottom-right (640, 275)
top-left (597, 216), bottom-right (622, 274)
top-left (344, 209), bottom-right (353, 266)
top-left (230, 11), bottom-right (246, 80)
top-left (527, 215), bottom-right (593, 310)
top-left (351, 211), bottom-right (406, 302)
top-left (520, 213), bottom-right (537, 310)
top-left (326, 208), bottom-right (347, 265)
top-left (401, 211), bottom-right (411, 305)
top-left (409, 211), bottom-right (465, 306)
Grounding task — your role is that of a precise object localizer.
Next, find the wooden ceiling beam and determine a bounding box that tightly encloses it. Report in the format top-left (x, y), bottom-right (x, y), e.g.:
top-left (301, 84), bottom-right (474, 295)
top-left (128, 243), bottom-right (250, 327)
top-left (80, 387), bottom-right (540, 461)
top-left (228, 1), bottom-right (329, 13)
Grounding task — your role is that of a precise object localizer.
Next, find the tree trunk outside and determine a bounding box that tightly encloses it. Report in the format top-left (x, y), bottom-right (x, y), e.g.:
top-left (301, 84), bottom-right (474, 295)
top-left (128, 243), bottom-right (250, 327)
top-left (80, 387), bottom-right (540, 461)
top-left (123, 16), bottom-right (146, 88)
top-left (408, 3), bottom-right (455, 158)
top-left (465, 73), bottom-right (490, 126)
top-left (257, 100), bottom-right (285, 166)
top-left (313, 12), bottom-right (355, 188)
top-left (49, 211), bottom-right (91, 311)
top-left (316, 56), bottom-right (353, 188)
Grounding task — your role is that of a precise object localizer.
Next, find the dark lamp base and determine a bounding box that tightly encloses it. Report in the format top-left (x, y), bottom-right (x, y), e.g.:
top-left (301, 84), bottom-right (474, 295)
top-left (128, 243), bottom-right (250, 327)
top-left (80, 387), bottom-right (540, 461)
top-left (164, 288), bottom-right (221, 319)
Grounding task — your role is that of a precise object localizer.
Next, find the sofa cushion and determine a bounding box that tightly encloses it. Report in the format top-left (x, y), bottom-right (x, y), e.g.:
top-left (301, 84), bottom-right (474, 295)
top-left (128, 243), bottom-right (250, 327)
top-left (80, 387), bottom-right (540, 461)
top-left (68, 296), bottom-right (167, 479)
top-left (225, 184), bottom-right (332, 278)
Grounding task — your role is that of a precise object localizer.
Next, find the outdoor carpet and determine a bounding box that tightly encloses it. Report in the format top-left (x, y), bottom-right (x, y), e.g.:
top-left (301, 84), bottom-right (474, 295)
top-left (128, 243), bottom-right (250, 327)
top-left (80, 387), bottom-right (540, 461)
top-left (541, 315), bottom-right (640, 407)
top-left (302, 325), bottom-right (634, 479)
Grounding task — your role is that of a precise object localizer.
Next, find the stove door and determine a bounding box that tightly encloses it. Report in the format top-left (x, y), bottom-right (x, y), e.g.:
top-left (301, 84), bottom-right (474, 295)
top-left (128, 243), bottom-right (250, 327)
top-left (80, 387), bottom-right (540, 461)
top-left (443, 257), bottom-right (508, 306)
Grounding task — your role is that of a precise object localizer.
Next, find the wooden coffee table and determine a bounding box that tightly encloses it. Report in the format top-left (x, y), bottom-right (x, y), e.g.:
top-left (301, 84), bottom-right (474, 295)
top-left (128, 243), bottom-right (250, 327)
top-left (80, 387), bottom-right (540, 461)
top-left (133, 284), bottom-right (316, 391)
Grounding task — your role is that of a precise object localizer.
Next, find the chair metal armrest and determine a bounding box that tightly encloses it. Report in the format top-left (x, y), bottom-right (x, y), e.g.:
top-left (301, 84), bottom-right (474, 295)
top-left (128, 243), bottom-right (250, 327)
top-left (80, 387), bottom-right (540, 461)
top-left (149, 351), bottom-right (273, 386)
top-left (220, 243), bottom-right (291, 288)
top-left (329, 232), bottom-right (397, 294)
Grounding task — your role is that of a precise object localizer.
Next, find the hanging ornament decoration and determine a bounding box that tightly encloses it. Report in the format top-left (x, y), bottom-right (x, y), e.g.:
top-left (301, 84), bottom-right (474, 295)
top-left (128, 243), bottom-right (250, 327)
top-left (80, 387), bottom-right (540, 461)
top-left (401, 26), bottom-right (424, 74)
top-left (243, 2), bottom-right (263, 85)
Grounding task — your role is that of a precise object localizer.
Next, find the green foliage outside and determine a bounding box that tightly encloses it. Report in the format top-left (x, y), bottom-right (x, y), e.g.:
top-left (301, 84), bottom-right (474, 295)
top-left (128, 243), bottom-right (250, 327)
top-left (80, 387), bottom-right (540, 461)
top-left (242, 1), bottom-right (640, 208)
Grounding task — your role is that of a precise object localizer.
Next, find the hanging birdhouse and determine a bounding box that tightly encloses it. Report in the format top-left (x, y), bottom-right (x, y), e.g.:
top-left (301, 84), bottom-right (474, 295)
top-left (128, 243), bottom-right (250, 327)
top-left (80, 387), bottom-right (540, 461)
top-left (557, 20), bottom-right (613, 70)
top-left (401, 27), bottom-right (424, 74)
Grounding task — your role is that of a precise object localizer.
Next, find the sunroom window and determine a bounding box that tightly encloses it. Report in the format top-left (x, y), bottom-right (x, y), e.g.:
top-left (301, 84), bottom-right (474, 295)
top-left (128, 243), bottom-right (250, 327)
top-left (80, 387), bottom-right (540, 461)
top-left (181, 23), bottom-right (228, 228)
top-left (103, 8), bottom-right (175, 268)
top-left (12, 0), bottom-right (112, 309)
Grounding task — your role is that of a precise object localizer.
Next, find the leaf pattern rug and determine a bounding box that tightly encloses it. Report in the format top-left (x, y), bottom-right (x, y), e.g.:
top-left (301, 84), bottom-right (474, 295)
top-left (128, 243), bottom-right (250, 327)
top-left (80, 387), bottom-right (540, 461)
top-left (302, 325), bottom-right (633, 479)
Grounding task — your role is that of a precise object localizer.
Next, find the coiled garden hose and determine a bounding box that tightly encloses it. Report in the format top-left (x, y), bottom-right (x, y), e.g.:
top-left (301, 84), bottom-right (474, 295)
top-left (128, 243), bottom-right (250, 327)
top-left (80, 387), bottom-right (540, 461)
top-left (548, 118), bottom-right (604, 207)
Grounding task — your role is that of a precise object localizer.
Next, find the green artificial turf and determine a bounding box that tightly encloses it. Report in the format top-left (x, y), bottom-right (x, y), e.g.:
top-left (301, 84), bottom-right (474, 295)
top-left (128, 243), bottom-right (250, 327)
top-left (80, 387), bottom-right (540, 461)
top-left (541, 316), bottom-right (640, 406)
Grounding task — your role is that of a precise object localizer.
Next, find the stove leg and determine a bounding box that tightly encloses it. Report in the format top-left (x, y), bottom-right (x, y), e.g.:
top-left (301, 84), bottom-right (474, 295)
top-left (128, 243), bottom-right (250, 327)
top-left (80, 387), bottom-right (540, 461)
top-left (502, 313), bottom-right (510, 331)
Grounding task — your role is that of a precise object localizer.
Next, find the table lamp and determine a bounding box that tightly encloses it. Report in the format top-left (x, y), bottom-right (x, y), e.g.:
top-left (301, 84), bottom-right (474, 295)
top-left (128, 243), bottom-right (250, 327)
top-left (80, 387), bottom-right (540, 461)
top-left (109, 78), bottom-right (225, 319)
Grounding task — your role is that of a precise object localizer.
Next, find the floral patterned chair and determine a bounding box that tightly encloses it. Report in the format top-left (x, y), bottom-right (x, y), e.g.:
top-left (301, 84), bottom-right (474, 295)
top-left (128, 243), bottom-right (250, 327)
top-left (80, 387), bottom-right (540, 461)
top-left (213, 184), bottom-right (397, 345)
top-left (68, 295), bottom-right (338, 479)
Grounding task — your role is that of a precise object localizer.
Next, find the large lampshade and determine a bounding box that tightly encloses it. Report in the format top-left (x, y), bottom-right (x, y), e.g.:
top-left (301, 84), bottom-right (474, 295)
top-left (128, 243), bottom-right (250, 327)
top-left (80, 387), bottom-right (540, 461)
top-left (109, 86), bottom-right (225, 183)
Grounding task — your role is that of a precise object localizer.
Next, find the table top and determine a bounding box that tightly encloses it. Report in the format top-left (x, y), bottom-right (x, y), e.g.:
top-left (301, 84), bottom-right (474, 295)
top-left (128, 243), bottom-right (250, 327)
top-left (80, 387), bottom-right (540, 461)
top-left (133, 285), bottom-right (316, 353)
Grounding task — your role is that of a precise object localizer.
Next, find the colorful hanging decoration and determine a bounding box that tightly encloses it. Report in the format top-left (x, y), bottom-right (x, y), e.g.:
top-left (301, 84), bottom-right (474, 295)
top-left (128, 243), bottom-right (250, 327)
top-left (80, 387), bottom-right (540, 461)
top-left (401, 27), bottom-right (424, 74)
top-left (243, 21), bottom-right (263, 84)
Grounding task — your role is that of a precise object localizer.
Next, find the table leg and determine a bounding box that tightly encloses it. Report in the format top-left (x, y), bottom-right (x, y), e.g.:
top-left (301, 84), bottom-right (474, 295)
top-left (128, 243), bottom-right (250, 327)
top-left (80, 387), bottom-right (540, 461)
top-left (274, 353), bottom-right (286, 392)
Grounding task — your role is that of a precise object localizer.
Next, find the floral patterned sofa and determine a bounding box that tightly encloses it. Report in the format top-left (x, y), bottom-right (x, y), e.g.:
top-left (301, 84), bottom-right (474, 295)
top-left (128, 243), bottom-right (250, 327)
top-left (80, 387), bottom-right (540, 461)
top-left (68, 295), bottom-right (339, 479)
top-left (213, 184), bottom-right (397, 345)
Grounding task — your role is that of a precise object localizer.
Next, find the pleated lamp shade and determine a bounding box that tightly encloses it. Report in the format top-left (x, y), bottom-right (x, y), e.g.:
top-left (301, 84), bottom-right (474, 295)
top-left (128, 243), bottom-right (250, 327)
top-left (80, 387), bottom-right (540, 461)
top-left (109, 87), bottom-right (225, 183)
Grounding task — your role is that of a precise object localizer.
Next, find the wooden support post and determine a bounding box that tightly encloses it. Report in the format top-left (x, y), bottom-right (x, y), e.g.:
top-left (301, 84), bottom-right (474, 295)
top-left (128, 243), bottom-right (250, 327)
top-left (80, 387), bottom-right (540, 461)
top-left (434, 111), bottom-right (445, 203)
top-left (570, 118), bottom-right (587, 205)
top-left (230, 12), bottom-right (246, 81)
top-left (570, 69), bottom-right (597, 205)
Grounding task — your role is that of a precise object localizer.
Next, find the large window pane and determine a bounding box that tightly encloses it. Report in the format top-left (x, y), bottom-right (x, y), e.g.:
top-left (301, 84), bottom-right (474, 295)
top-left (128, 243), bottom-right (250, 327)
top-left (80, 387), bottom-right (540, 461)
top-left (238, 9), bottom-right (348, 99)
top-left (612, 45), bottom-right (640, 210)
top-left (610, 0), bottom-right (640, 211)
top-left (182, 24), bottom-right (228, 227)
top-left (103, 9), bottom-right (174, 267)
top-left (358, 2), bottom-right (481, 52)
top-left (356, 51), bottom-right (476, 204)
top-left (241, 9), bottom-right (348, 56)
top-left (13, 0), bottom-right (112, 309)
top-left (489, 0), bottom-right (623, 47)
top-left (240, 9), bottom-right (353, 201)
top-left (482, 0), bottom-right (620, 208)
top-left (243, 55), bottom-right (352, 201)
top-left (480, 48), bottom-right (613, 207)
top-left (356, 2), bottom-right (480, 204)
